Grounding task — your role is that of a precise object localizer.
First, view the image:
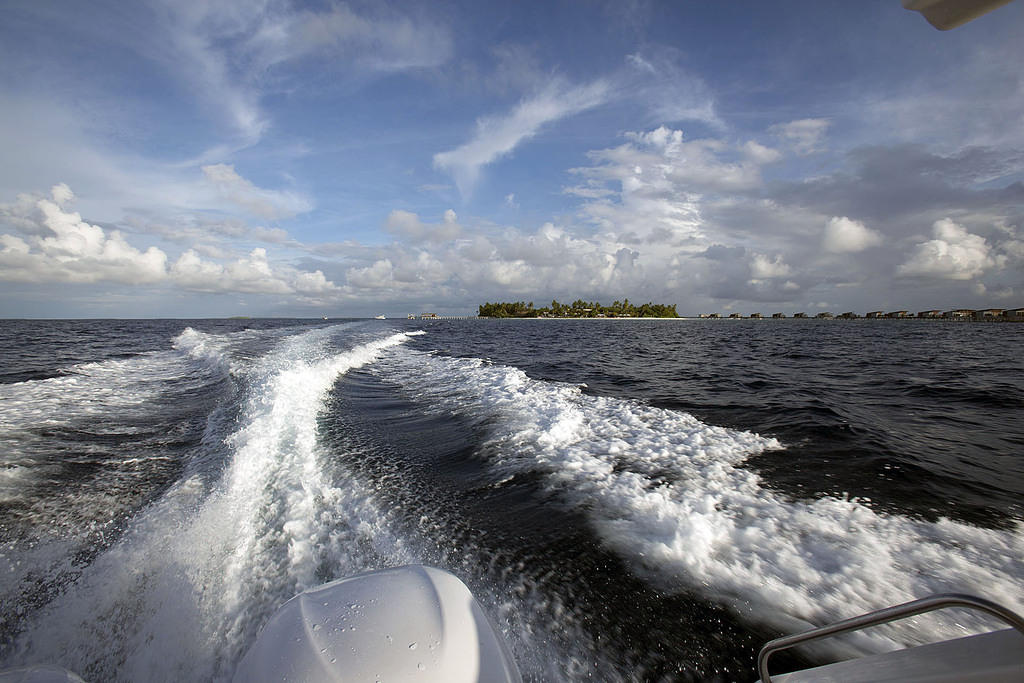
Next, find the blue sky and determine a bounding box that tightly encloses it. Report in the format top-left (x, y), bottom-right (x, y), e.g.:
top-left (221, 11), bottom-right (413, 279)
top-left (1, 0), bottom-right (1022, 317)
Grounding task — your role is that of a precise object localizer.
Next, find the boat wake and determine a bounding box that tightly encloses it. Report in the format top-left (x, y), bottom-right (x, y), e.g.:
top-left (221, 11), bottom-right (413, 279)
top-left (373, 346), bottom-right (1024, 654)
top-left (2, 328), bottom-right (424, 681)
top-left (3, 324), bottom-right (1021, 680)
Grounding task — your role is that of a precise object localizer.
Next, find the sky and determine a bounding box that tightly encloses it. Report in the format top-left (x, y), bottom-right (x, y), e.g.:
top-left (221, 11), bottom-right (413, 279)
top-left (0, 0), bottom-right (1022, 318)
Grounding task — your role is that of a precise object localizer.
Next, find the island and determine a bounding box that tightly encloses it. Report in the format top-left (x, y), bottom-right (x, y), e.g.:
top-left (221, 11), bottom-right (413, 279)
top-left (478, 299), bottom-right (678, 318)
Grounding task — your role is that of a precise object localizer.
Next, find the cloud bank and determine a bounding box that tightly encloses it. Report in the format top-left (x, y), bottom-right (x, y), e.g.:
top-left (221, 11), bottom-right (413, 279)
top-left (0, 185), bottom-right (337, 299)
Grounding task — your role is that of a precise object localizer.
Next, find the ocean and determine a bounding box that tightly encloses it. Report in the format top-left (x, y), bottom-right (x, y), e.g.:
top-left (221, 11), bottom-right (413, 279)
top-left (0, 318), bottom-right (1021, 681)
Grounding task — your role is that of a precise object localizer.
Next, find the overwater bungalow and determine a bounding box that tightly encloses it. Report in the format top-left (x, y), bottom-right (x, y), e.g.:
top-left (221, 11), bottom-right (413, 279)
top-left (944, 309), bottom-right (974, 319)
top-left (974, 308), bottom-right (1004, 320)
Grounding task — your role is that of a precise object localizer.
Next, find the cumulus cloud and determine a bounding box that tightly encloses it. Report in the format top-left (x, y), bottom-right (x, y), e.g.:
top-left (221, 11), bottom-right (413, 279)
top-left (434, 79), bottom-right (610, 196)
top-left (171, 245), bottom-right (338, 295)
top-left (897, 218), bottom-right (1003, 279)
top-left (822, 216), bottom-right (883, 253)
top-left (770, 118), bottom-right (830, 155)
top-left (334, 213), bottom-right (662, 302)
top-left (169, 247), bottom-right (329, 295)
top-left (51, 182), bottom-right (74, 206)
top-left (0, 187), bottom-right (167, 284)
top-left (346, 258), bottom-right (395, 290)
top-left (566, 126), bottom-right (784, 249)
top-left (749, 253), bottom-right (793, 280)
top-left (0, 184), bottom-right (338, 297)
top-left (384, 209), bottom-right (461, 244)
top-left (619, 126), bottom-right (770, 193)
top-left (201, 164), bottom-right (312, 219)
top-left (169, 246), bottom-right (339, 295)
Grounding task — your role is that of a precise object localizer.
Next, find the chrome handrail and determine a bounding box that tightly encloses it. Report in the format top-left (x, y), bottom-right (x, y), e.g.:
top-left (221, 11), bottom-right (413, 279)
top-left (757, 592), bottom-right (1024, 683)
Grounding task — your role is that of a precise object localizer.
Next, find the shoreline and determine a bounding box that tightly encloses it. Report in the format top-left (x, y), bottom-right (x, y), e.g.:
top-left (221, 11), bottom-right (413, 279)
top-left (471, 316), bottom-right (1024, 322)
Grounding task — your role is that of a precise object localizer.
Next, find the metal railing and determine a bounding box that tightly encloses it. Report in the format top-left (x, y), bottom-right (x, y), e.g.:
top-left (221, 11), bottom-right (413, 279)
top-left (757, 592), bottom-right (1024, 683)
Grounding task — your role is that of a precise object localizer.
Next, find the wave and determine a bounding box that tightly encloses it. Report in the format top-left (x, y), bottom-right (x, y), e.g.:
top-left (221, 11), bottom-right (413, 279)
top-left (375, 347), bottom-right (1024, 654)
top-left (2, 329), bottom-right (424, 681)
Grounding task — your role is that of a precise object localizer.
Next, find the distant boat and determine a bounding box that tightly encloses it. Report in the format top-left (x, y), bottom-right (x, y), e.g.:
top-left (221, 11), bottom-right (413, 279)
top-left (374, 314), bottom-right (386, 320)
top-left (322, 315), bottom-right (328, 320)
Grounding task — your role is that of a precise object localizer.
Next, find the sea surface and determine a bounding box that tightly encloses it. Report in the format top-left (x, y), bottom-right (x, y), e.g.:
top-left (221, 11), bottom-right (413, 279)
top-left (0, 318), bottom-right (1021, 682)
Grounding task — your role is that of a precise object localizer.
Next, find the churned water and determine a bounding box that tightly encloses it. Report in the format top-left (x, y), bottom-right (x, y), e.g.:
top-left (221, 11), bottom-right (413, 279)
top-left (0, 318), bottom-right (1021, 681)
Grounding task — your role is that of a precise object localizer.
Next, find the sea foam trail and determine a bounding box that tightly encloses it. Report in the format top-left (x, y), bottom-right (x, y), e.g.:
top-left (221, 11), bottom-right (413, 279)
top-left (0, 329), bottom-right (235, 588)
top-left (4, 329), bottom-right (423, 682)
top-left (377, 348), bottom-right (1024, 653)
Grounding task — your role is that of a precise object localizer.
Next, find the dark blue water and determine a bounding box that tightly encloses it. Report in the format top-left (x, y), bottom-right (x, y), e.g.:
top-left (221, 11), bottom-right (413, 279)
top-left (0, 318), bottom-right (1021, 681)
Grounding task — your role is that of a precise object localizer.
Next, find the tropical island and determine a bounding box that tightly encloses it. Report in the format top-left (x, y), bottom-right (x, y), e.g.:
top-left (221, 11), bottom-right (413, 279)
top-left (478, 299), bottom-right (678, 318)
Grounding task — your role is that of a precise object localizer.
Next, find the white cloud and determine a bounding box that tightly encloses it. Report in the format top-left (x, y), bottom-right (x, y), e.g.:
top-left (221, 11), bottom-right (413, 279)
top-left (0, 189), bottom-right (167, 285)
top-left (201, 164), bottom-right (312, 219)
top-left (1000, 239), bottom-right (1024, 261)
top-left (566, 126), bottom-right (784, 249)
top-left (51, 182), bottom-right (75, 206)
top-left (822, 216), bottom-right (883, 253)
top-left (147, 1), bottom-right (454, 147)
top-left (749, 254), bottom-right (793, 280)
top-left (434, 79), bottom-right (610, 196)
top-left (0, 184), bottom-right (337, 297)
top-left (286, 4), bottom-right (453, 72)
top-left (621, 127), bottom-right (769, 192)
top-left (384, 209), bottom-right (461, 244)
top-left (346, 258), bottom-right (395, 290)
top-left (154, 1), bottom-right (269, 145)
top-left (770, 118), bottom-right (830, 155)
top-left (170, 247), bottom-right (337, 295)
top-left (743, 141), bottom-right (782, 165)
top-left (897, 218), bottom-right (1002, 280)
top-left (623, 49), bottom-right (719, 127)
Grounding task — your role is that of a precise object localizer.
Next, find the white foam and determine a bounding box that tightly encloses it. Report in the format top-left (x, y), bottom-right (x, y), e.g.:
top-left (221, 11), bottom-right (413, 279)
top-left (0, 327), bottom-right (242, 436)
top-left (3, 329), bottom-right (423, 681)
top-left (0, 327), bottom-right (240, 525)
top-left (376, 348), bottom-right (1024, 653)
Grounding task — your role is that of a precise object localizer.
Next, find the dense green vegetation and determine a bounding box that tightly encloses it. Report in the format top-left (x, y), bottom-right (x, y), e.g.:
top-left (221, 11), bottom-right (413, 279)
top-left (478, 299), bottom-right (678, 318)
